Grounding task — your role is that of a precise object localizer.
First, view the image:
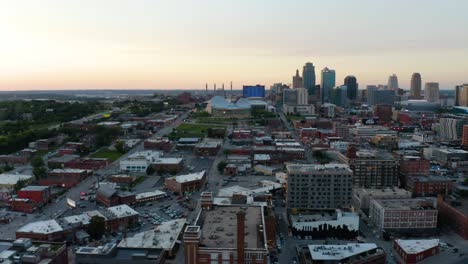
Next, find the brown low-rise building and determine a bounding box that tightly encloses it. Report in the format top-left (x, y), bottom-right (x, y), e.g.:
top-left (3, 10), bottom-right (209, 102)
top-left (183, 204), bottom-right (268, 264)
top-left (65, 157), bottom-right (110, 170)
top-left (165, 171), bottom-right (206, 195)
top-left (144, 137), bottom-right (173, 152)
top-left (152, 157), bottom-right (184, 174)
top-left (96, 184), bottom-right (136, 207)
top-left (437, 195), bottom-right (468, 239)
top-left (41, 169), bottom-right (92, 188)
top-left (407, 176), bottom-right (452, 197)
top-left (194, 141), bottom-right (221, 156)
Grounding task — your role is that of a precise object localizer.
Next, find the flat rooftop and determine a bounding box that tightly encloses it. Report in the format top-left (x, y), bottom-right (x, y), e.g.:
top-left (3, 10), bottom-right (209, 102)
top-left (118, 219), bottom-right (186, 250)
top-left (20, 185), bottom-right (49, 191)
top-left (395, 239), bottom-right (439, 254)
top-left (308, 243), bottom-right (378, 261)
top-left (0, 174), bottom-right (33, 186)
top-left (286, 163), bottom-right (351, 174)
top-left (170, 170), bottom-right (205, 183)
top-left (373, 198), bottom-right (437, 210)
top-left (199, 206), bottom-right (264, 249)
top-left (17, 220), bottom-right (63, 234)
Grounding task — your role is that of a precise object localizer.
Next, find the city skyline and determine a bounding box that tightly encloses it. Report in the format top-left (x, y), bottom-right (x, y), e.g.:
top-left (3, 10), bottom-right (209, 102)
top-left (0, 0), bottom-right (467, 91)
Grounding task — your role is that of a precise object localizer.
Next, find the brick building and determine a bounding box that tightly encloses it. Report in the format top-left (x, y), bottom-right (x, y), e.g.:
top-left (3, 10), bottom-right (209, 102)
top-left (42, 169), bottom-right (92, 188)
top-left (373, 104), bottom-right (393, 124)
top-left (165, 171), bottom-right (206, 195)
top-left (463, 125), bottom-right (468, 147)
top-left (17, 185), bottom-right (52, 205)
top-left (183, 205), bottom-right (268, 264)
top-left (400, 156), bottom-right (430, 176)
top-left (369, 198), bottom-right (438, 233)
top-left (152, 158), bottom-right (184, 173)
top-left (65, 158), bottom-right (110, 170)
top-left (8, 198), bottom-right (37, 213)
top-left (437, 195), bottom-right (468, 239)
top-left (406, 176), bottom-right (452, 197)
top-left (96, 185), bottom-right (136, 207)
top-left (194, 141), bottom-right (221, 156)
top-left (16, 205), bottom-right (139, 242)
top-left (143, 138), bottom-right (173, 152)
top-left (393, 239), bottom-right (439, 264)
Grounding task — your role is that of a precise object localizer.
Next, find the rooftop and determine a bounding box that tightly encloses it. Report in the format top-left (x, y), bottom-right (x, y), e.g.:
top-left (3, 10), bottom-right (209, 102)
top-left (136, 190), bottom-right (166, 200)
top-left (153, 157), bottom-right (183, 165)
top-left (199, 206), bottom-right (265, 249)
top-left (169, 170), bottom-right (205, 183)
top-left (118, 219), bottom-right (186, 250)
top-left (395, 239), bottom-right (439, 254)
top-left (353, 188), bottom-right (412, 197)
top-left (107, 204), bottom-right (139, 218)
top-left (19, 185), bottom-right (49, 192)
top-left (373, 197), bottom-right (437, 210)
top-left (308, 243), bottom-right (378, 261)
top-left (49, 168), bottom-right (87, 173)
top-left (435, 148), bottom-right (468, 154)
top-left (0, 173), bottom-right (33, 186)
top-left (286, 163), bottom-right (352, 174)
top-left (17, 220), bottom-right (63, 234)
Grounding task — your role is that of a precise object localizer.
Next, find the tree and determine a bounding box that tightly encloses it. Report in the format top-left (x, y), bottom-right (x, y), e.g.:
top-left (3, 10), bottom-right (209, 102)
top-left (31, 156), bottom-right (44, 167)
top-left (88, 215), bottom-right (106, 240)
top-left (146, 165), bottom-right (155, 176)
top-left (217, 161), bottom-right (227, 174)
top-left (115, 140), bottom-right (126, 153)
top-left (33, 166), bottom-right (47, 180)
top-left (14, 179), bottom-right (27, 191)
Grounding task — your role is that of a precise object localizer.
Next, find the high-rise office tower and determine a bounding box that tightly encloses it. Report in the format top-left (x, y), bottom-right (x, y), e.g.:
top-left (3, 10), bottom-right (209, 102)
top-left (388, 74), bottom-right (399, 92)
top-left (302, 62), bottom-right (316, 95)
top-left (410, 73), bottom-right (422, 98)
top-left (321, 67), bottom-right (336, 103)
top-left (424, 82), bottom-right (440, 103)
top-left (344, 75), bottom-right (358, 100)
top-left (296, 88), bottom-right (308, 105)
top-left (455, 84), bottom-right (468, 107)
top-left (283, 89), bottom-right (298, 105)
top-left (292, 69), bottom-right (303, 89)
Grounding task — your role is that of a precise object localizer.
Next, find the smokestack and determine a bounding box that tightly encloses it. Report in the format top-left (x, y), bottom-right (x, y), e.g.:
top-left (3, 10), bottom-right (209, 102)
top-left (237, 210), bottom-right (245, 264)
top-left (205, 83), bottom-right (208, 92)
top-left (231, 81), bottom-right (233, 92)
top-left (222, 83), bottom-right (225, 90)
top-left (214, 83), bottom-right (216, 91)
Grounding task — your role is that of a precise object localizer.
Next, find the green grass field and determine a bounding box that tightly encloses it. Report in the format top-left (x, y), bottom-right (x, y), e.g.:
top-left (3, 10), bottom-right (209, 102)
top-left (90, 148), bottom-right (124, 161)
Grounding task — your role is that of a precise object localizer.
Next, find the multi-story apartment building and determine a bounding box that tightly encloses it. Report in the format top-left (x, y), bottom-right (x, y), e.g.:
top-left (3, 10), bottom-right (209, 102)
top-left (432, 148), bottom-right (468, 166)
top-left (183, 204), bottom-right (268, 264)
top-left (439, 116), bottom-right (468, 141)
top-left (286, 164), bottom-right (353, 211)
top-left (369, 198), bottom-right (438, 232)
top-left (352, 188), bottom-right (412, 214)
top-left (338, 149), bottom-right (399, 188)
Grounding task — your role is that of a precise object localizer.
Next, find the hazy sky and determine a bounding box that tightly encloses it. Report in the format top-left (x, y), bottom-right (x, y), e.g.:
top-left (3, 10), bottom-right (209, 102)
top-left (0, 0), bottom-right (467, 91)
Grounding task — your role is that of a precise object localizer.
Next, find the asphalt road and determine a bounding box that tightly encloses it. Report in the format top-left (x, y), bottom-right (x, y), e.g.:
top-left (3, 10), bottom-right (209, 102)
top-left (0, 111), bottom-right (190, 239)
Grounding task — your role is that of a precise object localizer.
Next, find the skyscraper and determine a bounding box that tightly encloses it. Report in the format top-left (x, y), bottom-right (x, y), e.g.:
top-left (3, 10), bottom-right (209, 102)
top-left (388, 74), bottom-right (399, 92)
top-left (321, 67), bottom-right (336, 103)
top-left (292, 69), bottom-right (303, 89)
top-left (332, 85), bottom-right (348, 107)
top-left (344, 75), bottom-right (358, 100)
top-left (410, 73), bottom-right (422, 98)
top-left (424, 82), bottom-right (440, 103)
top-left (302, 62), bottom-right (316, 95)
top-left (455, 84), bottom-right (468, 107)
